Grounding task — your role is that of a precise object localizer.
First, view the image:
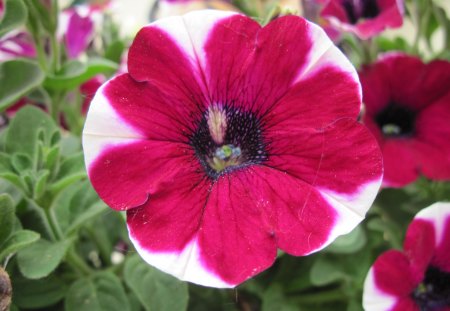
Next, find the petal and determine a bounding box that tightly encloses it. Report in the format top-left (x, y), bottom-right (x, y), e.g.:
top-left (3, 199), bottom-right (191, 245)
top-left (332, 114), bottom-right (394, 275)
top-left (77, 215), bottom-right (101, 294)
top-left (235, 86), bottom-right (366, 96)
top-left (204, 14), bottom-right (353, 115)
top-left (403, 219), bottom-right (435, 284)
top-left (126, 171), bottom-right (233, 287)
top-left (198, 170), bottom-right (277, 286)
top-left (363, 268), bottom-right (400, 311)
top-left (415, 202), bottom-right (450, 272)
top-left (372, 250), bottom-right (418, 297)
top-left (265, 63), bottom-right (361, 130)
top-left (380, 139), bottom-right (419, 187)
top-left (65, 10), bottom-right (94, 58)
top-left (83, 74), bottom-right (197, 143)
top-left (391, 298), bottom-right (421, 311)
top-left (127, 15), bottom-right (209, 106)
top-left (264, 118), bottom-right (383, 212)
top-left (87, 140), bottom-right (197, 210)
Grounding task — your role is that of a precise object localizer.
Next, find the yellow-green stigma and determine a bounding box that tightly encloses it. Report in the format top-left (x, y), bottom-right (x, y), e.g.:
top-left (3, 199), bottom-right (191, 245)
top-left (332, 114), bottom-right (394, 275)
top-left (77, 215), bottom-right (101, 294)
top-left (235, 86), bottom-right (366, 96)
top-left (207, 144), bottom-right (242, 172)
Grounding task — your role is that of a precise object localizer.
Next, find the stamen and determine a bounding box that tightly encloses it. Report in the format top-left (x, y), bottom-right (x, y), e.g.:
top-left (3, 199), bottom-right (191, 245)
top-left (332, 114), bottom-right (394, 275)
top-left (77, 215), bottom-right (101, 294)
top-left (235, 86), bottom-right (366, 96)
top-left (207, 104), bottom-right (227, 144)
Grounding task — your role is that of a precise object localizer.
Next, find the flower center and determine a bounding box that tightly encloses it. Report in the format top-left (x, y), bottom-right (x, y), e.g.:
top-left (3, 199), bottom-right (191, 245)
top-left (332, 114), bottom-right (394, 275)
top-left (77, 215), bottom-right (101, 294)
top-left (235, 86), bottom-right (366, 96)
top-left (412, 266), bottom-right (450, 311)
top-left (343, 0), bottom-right (380, 24)
top-left (190, 104), bottom-right (267, 179)
top-left (375, 103), bottom-right (416, 137)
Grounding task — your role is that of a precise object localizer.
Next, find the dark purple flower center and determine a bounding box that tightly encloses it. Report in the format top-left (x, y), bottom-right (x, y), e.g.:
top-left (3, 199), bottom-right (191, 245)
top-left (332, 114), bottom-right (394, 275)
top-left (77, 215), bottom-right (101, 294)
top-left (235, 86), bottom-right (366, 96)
top-left (375, 103), bottom-right (417, 137)
top-left (342, 0), bottom-right (380, 24)
top-left (413, 266), bottom-right (450, 311)
top-left (190, 104), bottom-right (267, 179)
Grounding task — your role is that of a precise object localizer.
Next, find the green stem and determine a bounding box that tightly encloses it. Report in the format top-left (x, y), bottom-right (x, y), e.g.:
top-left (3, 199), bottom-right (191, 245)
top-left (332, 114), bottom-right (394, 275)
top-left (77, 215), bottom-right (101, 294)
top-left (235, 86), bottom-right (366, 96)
top-left (66, 247), bottom-right (93, 276)
top-left (45, 207), bottom-right (64, 240)
top-left (85, 227), bottom-right (112, 267)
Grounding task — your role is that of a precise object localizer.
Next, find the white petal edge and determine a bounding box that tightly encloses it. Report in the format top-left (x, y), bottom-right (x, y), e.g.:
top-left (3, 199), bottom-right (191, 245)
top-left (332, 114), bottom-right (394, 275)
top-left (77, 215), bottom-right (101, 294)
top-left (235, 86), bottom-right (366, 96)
top-left (415, 202), bottom-right (450, 246)
top-left (294, 21), bottom-right (361, 104)
top-left (363, 268), bottom-right (398, 311)
top-left (128, 233), bottom-right (234, 288)
top-left (312, 178), bottom-right (382, 254)
top-left (82, 79), bottom-right (144, 170)
top-left (147, 10), bottom-right (237, 77)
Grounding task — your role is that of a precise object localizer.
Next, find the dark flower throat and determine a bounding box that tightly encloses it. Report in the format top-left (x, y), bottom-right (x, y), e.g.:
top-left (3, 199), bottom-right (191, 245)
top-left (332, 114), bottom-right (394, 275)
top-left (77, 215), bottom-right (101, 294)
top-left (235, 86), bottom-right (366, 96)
top-left (375, 103), bottom-right (417, 137)
top-left (343, 0), bottom-right (380, 24)
top-left (190, 105), bottom-right (267, 179)
top-left (413, 266), bottom-right (450, 311)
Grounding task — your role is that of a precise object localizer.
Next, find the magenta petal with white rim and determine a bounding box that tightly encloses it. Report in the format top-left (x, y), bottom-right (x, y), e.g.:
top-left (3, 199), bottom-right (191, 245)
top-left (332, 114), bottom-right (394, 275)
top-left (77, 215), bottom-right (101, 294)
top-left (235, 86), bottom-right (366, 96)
top-left (82, 10), bottom-right (383, 288)
top-left (363, 202), bottom-right (450, 311)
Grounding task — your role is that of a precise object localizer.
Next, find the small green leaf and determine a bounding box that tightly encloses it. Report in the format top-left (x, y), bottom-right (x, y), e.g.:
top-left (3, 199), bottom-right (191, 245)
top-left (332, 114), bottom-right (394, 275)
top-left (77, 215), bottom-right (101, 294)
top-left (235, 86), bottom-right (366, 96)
top-left (0, 0), bottom-right (27, 37)
top-left (0, 172), bottom-right (25, 191)
top-left (33, 169), bottom-right (50, 199)
top-left (44, 145), bottom-right (60, 172)
top-left (124, 255), bottom-right (189, 311)
top-left (17, 239), bottom-right (71, 279)
top-left (0, 230), bottom-right (40, 261)
top-left (12, 275), bottom-right (67, 309)
top-left (44, 58), bottom-right (118, 90)
top-left (262, 285), bottom-right (298, 311)
top-left (0, 60), bottom-right (45, 110)
top-left (5, 106), bottom-right (58, 157)
top-left (65, 272), bottom-right (130, 311)
top-left (310, 256), bottom-right (346, 286)
top-left (0, 193), bottom-right (15, 245)
top-left (326, 226), bottom-right (367, 254)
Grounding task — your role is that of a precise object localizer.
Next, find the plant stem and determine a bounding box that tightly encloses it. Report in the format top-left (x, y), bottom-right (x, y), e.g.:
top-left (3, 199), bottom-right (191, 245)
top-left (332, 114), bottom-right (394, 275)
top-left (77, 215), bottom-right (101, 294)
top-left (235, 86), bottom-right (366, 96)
top-left (66, 247), bottom-right (93, 275)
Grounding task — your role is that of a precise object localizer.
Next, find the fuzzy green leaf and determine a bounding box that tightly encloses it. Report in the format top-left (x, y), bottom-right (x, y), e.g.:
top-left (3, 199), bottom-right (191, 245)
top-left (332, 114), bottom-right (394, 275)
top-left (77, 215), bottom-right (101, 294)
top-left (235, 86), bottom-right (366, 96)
top-left (124, 255), bottom-right (189, 311)
top-left (65, 272), bottom-right (130, 311)
top-left (0, 230), bottom-right (40, 261)
top-left (0, 193), bottom-right (15, 246)
top-left (0, 0), bottom-right (27, 37)
top-left (0, 60), bottom-right (45, 110)
top-left (17, 239), bottom-right (71, 279)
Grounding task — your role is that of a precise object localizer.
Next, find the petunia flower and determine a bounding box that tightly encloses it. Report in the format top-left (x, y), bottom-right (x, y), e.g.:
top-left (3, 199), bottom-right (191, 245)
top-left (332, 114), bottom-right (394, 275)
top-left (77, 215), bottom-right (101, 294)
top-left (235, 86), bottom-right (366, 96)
top-left (0, 31), bottom-right (36, 61)
top-left (83, 10), bottom-right (383, 287)
top-left (363, 202), bottom-right (450, 311)
top-left (320, 0), bottom-right (404, 39)
top-left (359, 53), bottom-right (450, 187)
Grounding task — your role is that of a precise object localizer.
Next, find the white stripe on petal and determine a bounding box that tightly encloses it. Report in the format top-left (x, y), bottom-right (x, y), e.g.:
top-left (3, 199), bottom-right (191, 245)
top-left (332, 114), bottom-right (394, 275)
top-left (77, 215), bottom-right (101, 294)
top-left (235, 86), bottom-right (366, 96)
top-left (128, 233), bottom-right (234, 288)
top-left (363, 268), bottom-right (398, 311)
top-left (82, 79), bottom-right (143, 169)
top-left (415, 202), bottom-right (450, 247)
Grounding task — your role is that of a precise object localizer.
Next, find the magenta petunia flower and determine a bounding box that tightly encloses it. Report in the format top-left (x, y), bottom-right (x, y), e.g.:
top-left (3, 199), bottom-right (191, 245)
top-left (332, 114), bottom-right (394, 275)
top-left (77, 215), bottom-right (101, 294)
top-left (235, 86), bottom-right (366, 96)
top-left (359, 53), bottom-right (450, 187)
top-left (83, 10), bottom-right (383, 287)
top-left (320, 0), bottom-right (404, 39)
top-left (363, 202), bottom-right (450, 311)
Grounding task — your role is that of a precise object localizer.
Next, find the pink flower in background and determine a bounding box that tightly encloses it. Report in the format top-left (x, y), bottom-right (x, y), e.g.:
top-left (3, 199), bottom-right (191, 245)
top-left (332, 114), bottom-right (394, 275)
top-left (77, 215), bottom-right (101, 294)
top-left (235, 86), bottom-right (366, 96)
top-left (363, 202), bottom-right (450, 311)
top-left (83, 11), bottom-right (382, 287)
top-left (0, 32), bottom-right (36, 61)
top-left (58, 3), bottom-right (107, 58)
top-left (360, 53), bottom-right (450, 187)
top-left (320, 0), bottom-right (404, 39)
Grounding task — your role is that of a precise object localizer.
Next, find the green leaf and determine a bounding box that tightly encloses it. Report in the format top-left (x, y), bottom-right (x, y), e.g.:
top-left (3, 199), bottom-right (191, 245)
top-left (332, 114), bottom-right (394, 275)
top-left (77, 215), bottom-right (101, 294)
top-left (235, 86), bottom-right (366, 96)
top-left (310, 256), bottom-right (346, 286)
top-left (0, 60), bottom-right (45, 110)
top-left (17, 239), bottom-right (71, 279)
top-left (33, 169), bottom-right (50, 199)
top-left (12, 275), bottom-right (67, 309)
top-left (5, 106), bottom-right (58, 158)
top-left (65, 272), bottom-right (130, 311)
top-left (0, 0), bottom-right (27, 37)
top-left (0, 230), bottom-right (40, 261)
top-left (67, 202), bottom-right (107, 235)
top-left (44, 58), bottom-right (118, 90)
top-left (326, 226), bottom-right (367, 254)
top-left (0, 193), bottom-right (15, 245)
top-left (262, 285), bottom-right (299, 311)
top-left (11, 153), bottom-right (33, 173)
top-left (124, 255), bottom-right (189, 311)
